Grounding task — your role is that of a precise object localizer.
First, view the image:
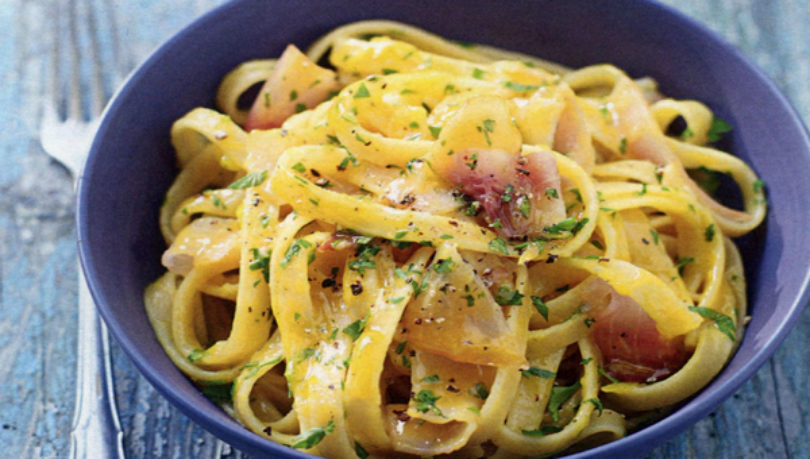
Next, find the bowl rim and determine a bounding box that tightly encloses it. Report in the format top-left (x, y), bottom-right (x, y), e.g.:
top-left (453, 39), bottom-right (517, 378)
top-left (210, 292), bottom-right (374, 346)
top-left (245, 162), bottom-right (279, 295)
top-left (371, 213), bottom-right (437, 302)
top-left (77, 0), bottom-right (810, 457)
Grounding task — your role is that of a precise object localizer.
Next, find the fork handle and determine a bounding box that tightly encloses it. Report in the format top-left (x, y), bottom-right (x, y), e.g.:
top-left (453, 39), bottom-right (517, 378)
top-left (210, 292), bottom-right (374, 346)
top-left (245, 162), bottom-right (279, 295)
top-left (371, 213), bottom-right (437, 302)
top-left (69, 268), bottom-right (126, 459)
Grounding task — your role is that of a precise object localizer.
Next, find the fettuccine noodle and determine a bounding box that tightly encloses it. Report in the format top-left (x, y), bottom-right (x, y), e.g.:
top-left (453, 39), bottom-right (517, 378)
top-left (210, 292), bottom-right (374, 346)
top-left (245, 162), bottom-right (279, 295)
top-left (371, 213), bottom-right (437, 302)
top-left (145, 20), bottom-right (765, 458)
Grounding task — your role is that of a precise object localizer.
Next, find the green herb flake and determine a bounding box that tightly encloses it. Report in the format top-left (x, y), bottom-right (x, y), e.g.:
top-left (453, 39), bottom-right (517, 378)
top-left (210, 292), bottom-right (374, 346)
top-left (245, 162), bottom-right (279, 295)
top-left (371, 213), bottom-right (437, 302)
top-left (599, 367), bottom-right (620, 384)
top-left (495, 286), bottom-right (524, 306)
top-left (290, 420), bottom-right (336, 450)
top-left (689, 306), bottom-right (736, 341)
top-left (504, 81), bottom-right (540, 92)
top-left (753, 179), bottom-right (765, 193)
top-left (472, 68), bottom-right (486, 79)
top-left (675, 256), bottom-right (695, 275)
top-left (521, 366), bottom-right (556, 379)
top-left (473, 382), bottom-right (489, 399)
top-left (292, 162), bottom-right (307, 173)
top-left (619, 137), bottom-right (627, 154)
top-left (354, 83), bottom-right (371, 99)
top-left (548, 381), bottom-right (581, 422)
top-left (342, 318), bottom-right (367, 340)
top-left (517, 195), bottom-right (531, 218)
top-left (295, 103), bottom-right (307, 113)
top-left (289, 89), bottom-right (298, 101)
top-left (280, 238), bottom-right (313, 268)
top-left (489, 237), bottom-right (509, 255)
top-left (433, 258), bottom-right (455, 273)
top-left (188, 349), bottom-right (206, 362)
top-left (649, 229), bottom-right (660, 245)
top-left (395, 341), bottom-right (407, 355)
top-left (413, 389), bottom-right (442, 415)
top-left (705, 223), bottom-right (716, 242)
top-left (429, 125), bottom-right (442, 138)
top-left (381, 68), bottom-right (398, 75)
top-left (707, 117), bottom-right (733, 143)
top-left (545, 188), bottom-right (559, 199)
top-left (530, 296), bottom-right (549, 320)
top-left (476, 118), bottom-right (496, 146)
top-left (228, 170), bottom-right (268, 189)
top-left (200, 382), bottom-right (233, 404)
top-left (249, 248), bottom-right (271, 282)
top-left (355, 441), bottom-right (369, 459)
top-left (586, 398), bottom-right (604, 415)
top-left (421, 374), bottom-right (441, 384)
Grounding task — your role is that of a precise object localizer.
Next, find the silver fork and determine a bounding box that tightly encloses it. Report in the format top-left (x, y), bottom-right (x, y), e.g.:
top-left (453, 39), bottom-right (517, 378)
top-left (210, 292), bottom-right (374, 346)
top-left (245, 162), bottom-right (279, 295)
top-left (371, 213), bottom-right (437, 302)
top-left (40, 0), bottom-right (125, 457)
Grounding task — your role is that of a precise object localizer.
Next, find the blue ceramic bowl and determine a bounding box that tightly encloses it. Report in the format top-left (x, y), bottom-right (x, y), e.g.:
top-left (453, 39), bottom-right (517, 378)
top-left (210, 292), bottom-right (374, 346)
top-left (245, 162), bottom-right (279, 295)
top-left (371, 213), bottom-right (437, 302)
top-left (77, 0), bottom-right (810, 457)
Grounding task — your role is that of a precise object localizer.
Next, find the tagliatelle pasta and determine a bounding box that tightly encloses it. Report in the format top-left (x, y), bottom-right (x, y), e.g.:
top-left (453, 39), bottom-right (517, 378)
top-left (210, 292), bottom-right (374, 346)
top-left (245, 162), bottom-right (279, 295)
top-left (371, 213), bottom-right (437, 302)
top-left (144, 20), bottom-right (766, 457)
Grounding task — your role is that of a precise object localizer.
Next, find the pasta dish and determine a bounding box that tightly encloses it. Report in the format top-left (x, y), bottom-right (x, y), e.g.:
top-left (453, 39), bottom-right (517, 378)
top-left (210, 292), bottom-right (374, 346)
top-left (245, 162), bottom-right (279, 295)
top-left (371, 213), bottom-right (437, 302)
top-left (144, 21), bottom-right (767, 457)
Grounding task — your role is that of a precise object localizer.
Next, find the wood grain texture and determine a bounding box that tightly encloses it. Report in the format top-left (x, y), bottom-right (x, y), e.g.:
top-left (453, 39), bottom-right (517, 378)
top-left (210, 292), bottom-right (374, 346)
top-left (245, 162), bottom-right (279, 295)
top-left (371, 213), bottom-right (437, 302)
top-left (0, 0), bottom-right (807, 458)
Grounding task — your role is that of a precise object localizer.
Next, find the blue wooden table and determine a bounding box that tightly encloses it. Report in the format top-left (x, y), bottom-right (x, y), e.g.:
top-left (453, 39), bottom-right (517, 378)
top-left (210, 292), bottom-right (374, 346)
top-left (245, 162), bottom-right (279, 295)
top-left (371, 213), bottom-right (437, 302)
top-left (1, 0), bottom-right (808, 457)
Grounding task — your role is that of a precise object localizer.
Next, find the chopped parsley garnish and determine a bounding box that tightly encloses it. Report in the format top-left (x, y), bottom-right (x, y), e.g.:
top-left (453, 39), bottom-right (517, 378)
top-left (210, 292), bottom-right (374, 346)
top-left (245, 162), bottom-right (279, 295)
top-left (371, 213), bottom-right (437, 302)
top-left (413, 389), bottom-right (442, 415)
top-left (188, 349), bottom-right (206, 362)
top-left (249, 248), bottom-right (271, 282)
top-left (599, 367), bottom-right (620, 384)
top-left (290, 420), bottom-right (336, 449)
top-left (292, 162), bottom-right (307, 173)
top-left (530, 296), bottom-right (549, 320)
top-left (280, 238), bottom-right (313, 268)
top-left (504, 81), bottom-right (540, 92)
top-left (548, 381), bottom-right (581, 422)
top-left (295, 103), bottom-right (307, 113)
top-left (649, 229), bottom-right (660, 245)
top-left (488, 237), bottom-right (509, 254)
top-left (348, 258), bottom-right (377, 275)
top-left (619, 137), bottom-right (627, 154)
top-left (675, 256), bottom-right (695, 275)
top-left (338, 150), bottom-right (359, 170)
top-left (521, 426), bottom-right (563, 437)
top-left (545, 188), bottom-right (559, 199)
top-left (544, 217), bottom-right (587, 235)
top-left (381, 68), bottom-right (398, 75)
top-left (354, 83), bottom-right (371, 98)
top-left (477, 119), bottom-right (495, 146)
top-left (355, 442), bottom-right (369, 459)
top-left (395, 340), bottom-right (407, 354)
top-left (432, 258), bottom-right (455, 273)
top-left (517, 195), bottom-right (531, 218)
top-left (343, 316), bottom-right (368, 340)
top-left (753, 179), bottom-right (765, 193)
top-left (420, 374), bottom-right (441, 384)
top-left (586, 398), bottom-right (604, 415)
top-left (464, 152), bottom-right (479, 170)
top-left (521, 366), bottom-right (556, 379)
top-left (429, 125), bottom-right (442, 138)
top-left (689, 306), bottom-right (736, 341)
top-left (228, 170), bottom-right (268, 189)
top-left (502, 184), bottom-right (515, 202)
top-left (289, 89), bottom-right (298, 101)
top-left (200, 382), bottom-right (233, 404)
top-left (705, 224), bottom-right (716, 242)
top-left (707, 117), bottom-right (733, 142)
top-left (495, 286), bottom-right (524, 305)
top-left (473, 382), bottom-right (489, 399)
top-left (472, 68), bottom-right (485, 79)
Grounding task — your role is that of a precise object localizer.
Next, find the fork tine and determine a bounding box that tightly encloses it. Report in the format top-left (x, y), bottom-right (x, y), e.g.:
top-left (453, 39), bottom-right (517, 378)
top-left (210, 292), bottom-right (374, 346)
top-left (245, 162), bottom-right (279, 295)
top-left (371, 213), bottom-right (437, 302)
top-left (85, 0), bottom-right (105, 116)
top-left (67, 0), bottom-right (82, 121)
